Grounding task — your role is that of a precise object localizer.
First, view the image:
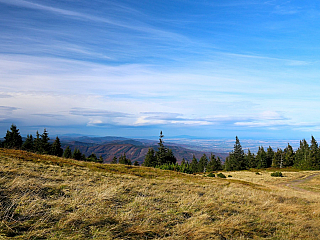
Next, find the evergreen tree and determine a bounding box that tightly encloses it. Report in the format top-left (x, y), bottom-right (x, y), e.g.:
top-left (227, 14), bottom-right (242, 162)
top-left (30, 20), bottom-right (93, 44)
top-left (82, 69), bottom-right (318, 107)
top-left (134, 161), bottom-right (139, 166)
top-left (190, 155), bottom-right (198, 173)
top-left (256, 146), bottom-right (267, 169)
top-left (22, 134), bottom-right (34, 152)
top-left (246, 149), bottom-right (256, 168)
top-left (266, 146), bottom-right (274, 168)
top-left (165, 148), bottom-right (177, 165)
top-left (33, 131), bottom-right (41, 153)
top-left (63, 146), bottom-right (72, 158)
top-left (283, 143), bottom-right (295, 167)
top-left (143, 148), bottom-right (157, 167)
top-left (207, 154), bottom-right (222, 172)
top-left (155, 131), bottom-right (167, 165)
top-left (3, 124), bottom-right (23, 149)
top-left (72, 148), bottom-right (82, 160)
top-left (87, 153), bottom-right (98, 162)
top-left (119, 153), bottom-right (131, 165)
top-left (198, 154), bottom-right (208, 173)
top-left (98, 156), bottom-right (104, 163)
top-left (309, 136), bottom-right (320, 169)
top-left (111, 156), bottom-right (118, 164)
top-left (51, 136), bottom-right (63, 157)
top-left (40, 129), bottom-right (51, 154)
top-left (225, 136), bottom-right (246, 170)
top-left (272, 148), bottom-right (283, 168)
top-left (181, 158), bottom-right (187, 166)
top-left (294, 139), bottom-right (309, 169)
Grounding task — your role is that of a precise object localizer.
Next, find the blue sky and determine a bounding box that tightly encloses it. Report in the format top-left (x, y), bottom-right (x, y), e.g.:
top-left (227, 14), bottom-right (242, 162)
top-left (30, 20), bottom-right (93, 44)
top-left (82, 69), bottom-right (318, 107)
top-left (1, 0), bottom-right (320, 140)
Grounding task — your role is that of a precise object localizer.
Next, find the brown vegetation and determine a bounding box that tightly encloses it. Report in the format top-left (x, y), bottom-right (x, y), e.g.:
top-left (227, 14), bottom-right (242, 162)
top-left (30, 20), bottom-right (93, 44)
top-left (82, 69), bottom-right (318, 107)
top-left (0, 148), bottom-right (320, 239)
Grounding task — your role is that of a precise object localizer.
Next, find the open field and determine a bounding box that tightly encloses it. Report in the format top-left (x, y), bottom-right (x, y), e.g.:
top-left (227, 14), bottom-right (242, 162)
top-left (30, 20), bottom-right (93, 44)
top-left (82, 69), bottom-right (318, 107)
top-left (0, 149), bottom-right (320, 239)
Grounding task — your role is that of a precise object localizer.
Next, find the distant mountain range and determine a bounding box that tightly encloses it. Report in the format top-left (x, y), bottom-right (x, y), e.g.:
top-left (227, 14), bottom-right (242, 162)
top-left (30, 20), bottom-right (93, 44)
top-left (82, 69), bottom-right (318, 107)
top-left (59, 136), bottom-right (228, 164)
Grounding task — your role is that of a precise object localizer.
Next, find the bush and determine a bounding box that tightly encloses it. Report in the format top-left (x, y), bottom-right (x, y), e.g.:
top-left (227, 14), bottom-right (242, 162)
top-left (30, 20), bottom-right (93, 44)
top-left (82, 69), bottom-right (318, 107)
top-left (207, 173), bottom-right (215, 177)
top-left (271, 171), bottom-right (283, 177)
top-left (217, 173), bottom-right (226, 178)
top-left (228, 175), bottom-right (232, 177)
top-left (255, 172), bottom-right (261, 175)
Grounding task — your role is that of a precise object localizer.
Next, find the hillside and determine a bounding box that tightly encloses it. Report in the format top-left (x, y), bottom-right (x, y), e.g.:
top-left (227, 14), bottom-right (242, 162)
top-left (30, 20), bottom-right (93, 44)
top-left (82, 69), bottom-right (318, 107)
top-left (1, 148), bottom-right (320, 239)
top-left (60, 137), bottom-right (228, 164)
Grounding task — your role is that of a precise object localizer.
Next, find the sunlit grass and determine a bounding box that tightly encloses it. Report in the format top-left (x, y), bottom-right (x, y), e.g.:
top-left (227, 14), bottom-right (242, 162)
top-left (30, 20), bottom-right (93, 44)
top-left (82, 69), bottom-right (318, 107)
top-left (0, 148), bottom-right (320, 239)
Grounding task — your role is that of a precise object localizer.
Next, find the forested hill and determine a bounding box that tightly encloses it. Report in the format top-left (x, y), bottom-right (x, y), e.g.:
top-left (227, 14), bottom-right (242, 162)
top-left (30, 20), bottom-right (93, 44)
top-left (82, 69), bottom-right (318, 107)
top-left (59, 137), bottom-right (228, 164)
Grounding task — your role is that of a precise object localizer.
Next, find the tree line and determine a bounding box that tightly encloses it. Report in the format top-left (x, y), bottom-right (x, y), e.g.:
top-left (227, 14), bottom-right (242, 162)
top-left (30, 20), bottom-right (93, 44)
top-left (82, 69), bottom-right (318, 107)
top-left (225, 136), bottom-right (320, 171)
top-left (0, 124), bottom-right (103, 163)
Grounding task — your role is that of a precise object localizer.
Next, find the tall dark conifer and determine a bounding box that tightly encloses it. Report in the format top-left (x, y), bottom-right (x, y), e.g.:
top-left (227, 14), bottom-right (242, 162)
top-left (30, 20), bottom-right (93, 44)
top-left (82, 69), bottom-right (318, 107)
top-left (4, 124), bottom-right (22, 149)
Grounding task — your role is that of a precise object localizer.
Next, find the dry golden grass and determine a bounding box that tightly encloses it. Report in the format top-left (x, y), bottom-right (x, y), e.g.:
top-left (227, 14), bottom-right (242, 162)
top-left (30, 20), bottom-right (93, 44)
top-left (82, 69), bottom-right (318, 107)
top-left (0, 148), bottom-right (320, 239)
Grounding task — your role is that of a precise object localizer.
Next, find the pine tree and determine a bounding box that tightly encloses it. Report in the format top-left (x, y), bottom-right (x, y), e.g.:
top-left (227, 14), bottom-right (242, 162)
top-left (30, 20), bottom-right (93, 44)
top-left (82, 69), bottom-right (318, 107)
top-left (207, 154), bottom-right (222, 172)
top-left (22, 134), bottom-right (34, 151)
top-left (165, 148), bottom-right (177, 165)
top-left (51, 136), bottom-right (63, 157)
top-left (283, 143), bottom-right (295, 167)
top-left (225, 136), bottom-right (246, 170)
top-left (266, 146), bottom-right (274, 168)
top-left (256, 146), bottom-right (267, 169)
top-left (3, 124), bottom-right (23, 149)
top-left (155, 131), bottom-right (167, 165)
top-left (34, 131), bottom-right (41, 153)
top-left (72, 148), bottom-right (82, 160)
top-left (309, 136), bottom-right (320, 169)
top-left (87, 153), bottom-right (98, 162)
top-left (190, 155), bottom-right (198, 173)
top-left (111, 156), bottom-right (118, 164)
top-left (198, 154), bottom-right (208, 173)
top-left (98, 156), bottom-right (104, 163)
top-left (63, 146), bottom-right (72, 158)
top-left (294, 139), bottom-right (309, 169)
top-left (119, 153), bottom-right (131, 165)
top-left (40, 129), bottom-right (51, 154)
top-left (246, 149), bottom-right (256, 168)
top-left (272, 148), bottom-right (283, 168)
top-left (143, 148), bottom-right (157, 167)
top-left (134, 161), bottom-right (139, 166)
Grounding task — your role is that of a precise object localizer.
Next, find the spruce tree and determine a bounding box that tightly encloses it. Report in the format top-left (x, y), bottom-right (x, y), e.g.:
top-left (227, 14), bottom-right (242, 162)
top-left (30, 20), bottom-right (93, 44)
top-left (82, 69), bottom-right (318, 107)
top-left (33, 131), bottom-right (41, 153)
top-left (143, 148), bottom-right (157, 167)
top-left (190, 155), bottom-right (198, 173)
top-left (3, 124), bottom-right (23, 149)
top-left (256, 146), bottom-right (267, 169)
top-left (155, 131), bottom-right (167, 165)
top-left (111, 156), bottom-right (118, 164)
top-left (22, 134), bottom-right (34, 151)
top-left (283, 143), bottom-right (295, 167)
top-left (309, 136), bottom-right (320, 169)
top-left (266, 146), bottom-right (274, 168)
top-left (272, 148), bottom-right (283, 168)
top-left (63, 146), bottom-right (72, 158)
top-left (119, 153), bottom-right (131, 165)
top-left (198, 154), bottom-right (208, 173)
top-left (72, 148), bottom-right (82, 160)
top-left (51, 136), bottom-right (63, 157)
top-left (40, 129), bottom-right (51, 154)
top-left (98, 156), bottom-right (104, 163)
top-left (226, 136), bottom-right (246, 170)
top-left (207, 154), bottom-right (222, 172)
top-left (246, 149), bottom-right (256, 168)
top-left (294, 139), bottom-right (309, 169)
top-left (134, 161), bottom-right (139, 166)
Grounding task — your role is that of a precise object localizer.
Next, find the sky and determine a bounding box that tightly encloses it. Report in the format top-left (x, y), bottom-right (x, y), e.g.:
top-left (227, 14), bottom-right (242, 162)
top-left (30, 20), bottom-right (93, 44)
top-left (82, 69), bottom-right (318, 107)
top-left (1, 0), bottom-right (320, 140)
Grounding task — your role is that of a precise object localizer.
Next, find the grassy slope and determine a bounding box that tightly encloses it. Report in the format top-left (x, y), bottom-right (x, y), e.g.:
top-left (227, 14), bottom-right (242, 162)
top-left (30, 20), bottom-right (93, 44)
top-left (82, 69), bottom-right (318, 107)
top-left (0, 149), bottom-right (320, 239)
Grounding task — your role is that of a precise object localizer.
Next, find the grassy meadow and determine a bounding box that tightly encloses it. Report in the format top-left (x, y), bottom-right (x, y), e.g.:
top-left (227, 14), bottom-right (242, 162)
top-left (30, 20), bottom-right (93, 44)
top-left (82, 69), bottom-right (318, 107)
top-left (0, 148), bottom-right (320, 239)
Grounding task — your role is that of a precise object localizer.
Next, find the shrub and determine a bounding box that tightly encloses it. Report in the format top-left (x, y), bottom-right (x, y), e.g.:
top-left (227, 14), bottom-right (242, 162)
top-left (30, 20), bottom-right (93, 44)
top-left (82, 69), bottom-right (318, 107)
top-left (228, 175), bottom-right (232, 177)
top-left (271, 171), bottom-right (283, 177)
top-left (207, 173), bottom-right (215, 177)
top-left (217, 173), bottom-right (226, 178)
top-left (255, 172), bottom-right (261, 175)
